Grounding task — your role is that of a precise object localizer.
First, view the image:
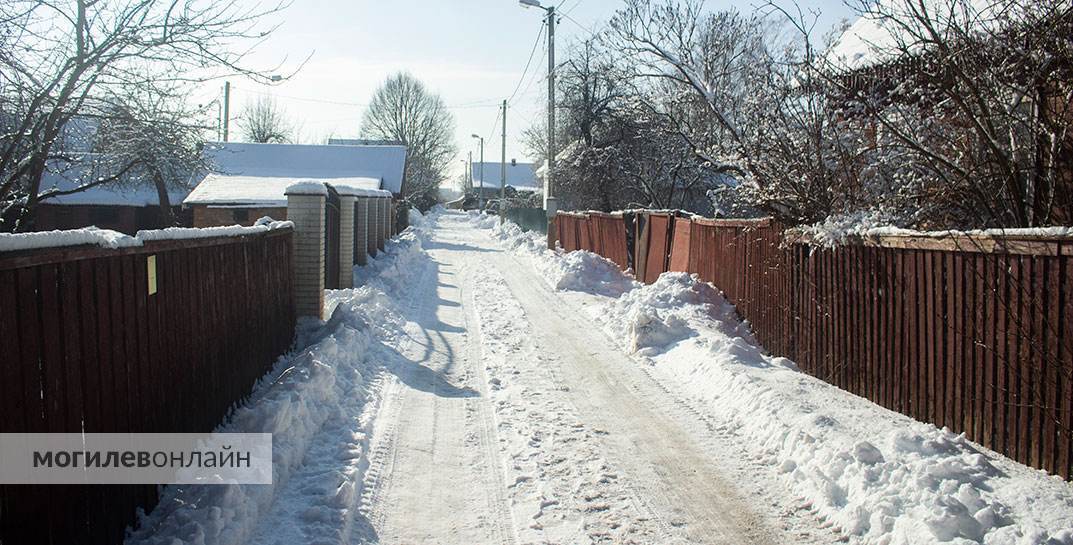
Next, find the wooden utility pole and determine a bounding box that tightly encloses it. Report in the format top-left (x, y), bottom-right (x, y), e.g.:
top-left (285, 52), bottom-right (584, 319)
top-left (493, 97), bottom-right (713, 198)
top-left (500, 100), bottom-right (507, 223)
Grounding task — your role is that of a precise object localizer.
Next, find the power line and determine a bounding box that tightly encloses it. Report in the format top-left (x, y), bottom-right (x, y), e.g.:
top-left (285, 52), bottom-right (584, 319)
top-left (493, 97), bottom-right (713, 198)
top-left (507, 21), bottom-right (546, 107)
top-left (560, 11), bottom-right (593, 34)
top-left (231, 85), bottom-right (501, 110)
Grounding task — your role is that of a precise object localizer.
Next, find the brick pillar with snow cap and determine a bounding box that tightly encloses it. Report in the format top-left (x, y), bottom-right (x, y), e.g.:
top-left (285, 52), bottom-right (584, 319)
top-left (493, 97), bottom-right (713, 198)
top-left (353, 191), bottom-right (369, 266)
top-left (336, 188), bottom-right (356, 289)
top-left (286, 181), bottom-right (328, 319)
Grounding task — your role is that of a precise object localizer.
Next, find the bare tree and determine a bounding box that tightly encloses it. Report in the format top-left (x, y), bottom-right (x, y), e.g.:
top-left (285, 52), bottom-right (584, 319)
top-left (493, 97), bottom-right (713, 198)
top-left (360, 72), bottom-right (456, 209)
top-left (605, 0), bottom-right (881, 223)
top-left (0, 0), bottom-right (292, 231)
top-left (93, 83), bottom-right (214, 227)
top-left (238, 95), bottom-right (292, 144)
top-left (827, 0), bottom-right (1073, 228)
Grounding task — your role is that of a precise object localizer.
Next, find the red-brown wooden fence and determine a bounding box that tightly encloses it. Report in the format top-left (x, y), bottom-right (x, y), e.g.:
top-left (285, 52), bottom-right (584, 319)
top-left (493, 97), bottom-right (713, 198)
top-left (552, 211), bottom-right (1073, 480)
top-left (0, 228), bottom-right (296, 544)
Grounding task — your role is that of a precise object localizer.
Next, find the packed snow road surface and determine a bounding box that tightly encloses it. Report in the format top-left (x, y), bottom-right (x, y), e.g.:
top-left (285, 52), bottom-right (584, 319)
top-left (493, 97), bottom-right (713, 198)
top-left (131, 209), bottom-right (1073, 545)
top-left (357, 212), bottom-right (792, 544)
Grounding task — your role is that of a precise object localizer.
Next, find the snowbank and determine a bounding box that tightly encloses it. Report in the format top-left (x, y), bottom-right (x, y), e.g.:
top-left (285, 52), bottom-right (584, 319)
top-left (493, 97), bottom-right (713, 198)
top-left (472, 213), bottom-right (1073, 545)
top-left (484, 219), bottom-right (638, 297)
top-left (128, 213), bottom-right (435, 545)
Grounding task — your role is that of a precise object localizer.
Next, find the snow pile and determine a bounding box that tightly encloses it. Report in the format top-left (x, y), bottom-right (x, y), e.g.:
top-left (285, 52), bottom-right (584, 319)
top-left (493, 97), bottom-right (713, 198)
top-left (0, 226), bottom-right (140, 251)
top-left (128, 215), bottom-right (435, 545)
top-left (466, 210), bottom-right (500, 229)
top-left (478, 215), bottom-right (1073, 545)
top-left (471, 216), bottom-right (639, 297)
top-left (348, 210), bottom-right (434, 299)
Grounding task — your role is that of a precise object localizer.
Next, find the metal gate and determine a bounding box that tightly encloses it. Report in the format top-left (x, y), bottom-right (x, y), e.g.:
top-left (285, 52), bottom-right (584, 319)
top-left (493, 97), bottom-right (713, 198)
top-left (324, 185), bottom-right (341, 289)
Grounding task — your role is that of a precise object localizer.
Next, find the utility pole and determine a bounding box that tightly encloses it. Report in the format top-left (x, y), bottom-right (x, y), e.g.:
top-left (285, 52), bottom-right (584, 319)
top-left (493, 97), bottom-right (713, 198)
top-left (222, 81), bottom-right (231, 142)
top-left (468, 151), bottom-right (473, 192)
top-left (519, 0), bottom-right (558, 218)
top-left (544, 5), bottom-right (557, 218)
top-left (471, 134), bottom-right (484, 211)
top-left (501, 100), bottom-right (508, 223)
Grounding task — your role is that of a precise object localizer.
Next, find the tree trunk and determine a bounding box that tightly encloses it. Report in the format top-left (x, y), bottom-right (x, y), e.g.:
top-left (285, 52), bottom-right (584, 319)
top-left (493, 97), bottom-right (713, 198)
top-left (153, 171), bottom-right (176, 228)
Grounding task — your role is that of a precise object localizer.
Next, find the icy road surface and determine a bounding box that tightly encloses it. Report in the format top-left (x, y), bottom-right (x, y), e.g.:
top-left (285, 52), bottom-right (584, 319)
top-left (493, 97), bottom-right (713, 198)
top-left (349, 212), bottom-right (823, 545)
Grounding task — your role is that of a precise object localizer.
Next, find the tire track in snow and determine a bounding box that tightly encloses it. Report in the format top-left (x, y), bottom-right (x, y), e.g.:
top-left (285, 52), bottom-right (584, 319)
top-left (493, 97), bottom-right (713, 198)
top-left (482, 245), bottom-right (782, 545)
top-left (459, 262), bottom-right (520, 545)
top-left (358, 217), bottom-right (517, 544)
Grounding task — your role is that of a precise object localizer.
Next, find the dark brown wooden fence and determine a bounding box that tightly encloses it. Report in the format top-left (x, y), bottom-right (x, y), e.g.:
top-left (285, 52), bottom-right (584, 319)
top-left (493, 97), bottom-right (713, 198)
top-left (0, 227), bottom-right (296, 544)
top-left (553, 211), bottom-right (1073, 480)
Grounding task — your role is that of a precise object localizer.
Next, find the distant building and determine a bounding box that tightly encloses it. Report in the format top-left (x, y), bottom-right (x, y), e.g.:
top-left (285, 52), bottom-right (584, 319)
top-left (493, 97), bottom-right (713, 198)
top-left (470, 161), bottom-right (540, 198)
top-left (183, 142), bottom-right (407, 227)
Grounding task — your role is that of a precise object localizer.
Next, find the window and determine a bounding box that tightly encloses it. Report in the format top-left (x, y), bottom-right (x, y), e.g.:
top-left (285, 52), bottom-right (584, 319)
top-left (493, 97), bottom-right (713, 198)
top-left (232, 209), bottom-right (251, 223)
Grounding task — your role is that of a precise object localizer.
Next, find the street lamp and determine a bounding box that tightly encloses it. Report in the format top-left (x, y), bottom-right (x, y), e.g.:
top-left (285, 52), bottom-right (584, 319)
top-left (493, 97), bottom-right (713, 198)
top-left (519, 0), bottom-right (557, 218)
top-left (471, 134), bottom-right (485, 211)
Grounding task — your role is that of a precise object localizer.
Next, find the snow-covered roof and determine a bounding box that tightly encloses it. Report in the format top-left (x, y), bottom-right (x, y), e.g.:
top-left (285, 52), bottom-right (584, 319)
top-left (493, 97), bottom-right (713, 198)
top-left (184, 142), bottom-right (407, 205)
top-left (471, 162), bottom-right (540, 192)
top-left (186, 175), bottom-right (383, 207)
top-left (826, 0), bottom-right (1007, 71)
top-left (38, 167), bottom-right (191, 207)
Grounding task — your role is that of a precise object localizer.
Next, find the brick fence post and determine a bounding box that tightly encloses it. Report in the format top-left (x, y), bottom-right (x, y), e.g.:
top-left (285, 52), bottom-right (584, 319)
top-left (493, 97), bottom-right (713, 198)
top-left (336, 189), bottom-right (356, 289)
top-left (286, 183), bottom-right (327, 319)
top-left (353, 192), bottom-right (369, 266)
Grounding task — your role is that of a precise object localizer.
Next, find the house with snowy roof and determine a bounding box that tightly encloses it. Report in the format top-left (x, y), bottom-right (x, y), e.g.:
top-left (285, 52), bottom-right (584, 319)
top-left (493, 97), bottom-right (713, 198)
top-left (35, 166), bottom-right (192, 234)
top-left (183, 142), bottom-right (407, 227)
top-left (470, 161), bottom-right (540, 198)
top-left (33, 118), bottom-right (193, 233)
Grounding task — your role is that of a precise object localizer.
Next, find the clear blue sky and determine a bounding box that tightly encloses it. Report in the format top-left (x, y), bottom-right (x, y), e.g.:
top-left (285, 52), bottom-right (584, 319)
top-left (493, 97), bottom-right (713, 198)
top-left (201, 0), bottom-right (855, 181)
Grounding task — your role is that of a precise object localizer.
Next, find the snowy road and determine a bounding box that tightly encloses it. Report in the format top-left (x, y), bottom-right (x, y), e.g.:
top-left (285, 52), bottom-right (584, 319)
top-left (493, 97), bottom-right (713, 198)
top-left (133, 210), bottom-right (1073, 545)
top-left (351, 212), bottom-right (813, 544)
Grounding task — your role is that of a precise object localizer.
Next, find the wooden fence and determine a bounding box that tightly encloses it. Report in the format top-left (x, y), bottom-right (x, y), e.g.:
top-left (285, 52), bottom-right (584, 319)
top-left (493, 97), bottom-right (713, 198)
top-left (553, 211), bottom-right (1073, 480)
top-left (0, 228), bottom-right (296, 544)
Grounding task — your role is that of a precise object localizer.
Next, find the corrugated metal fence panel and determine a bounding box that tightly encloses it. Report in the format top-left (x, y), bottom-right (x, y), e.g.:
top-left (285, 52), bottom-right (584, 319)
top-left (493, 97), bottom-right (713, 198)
top-left (580, 215), bottom-right (594, 253)
top-left (0, 230), bottom-right (297, 544)
top-left (591, 214), bottom-right (630, 270)
top-left (645, 214), bottom-right (673, 283)
top-left (554, 209), bottom-right (1073, 480)
top-left (668, 218), bottom-right (692, 272)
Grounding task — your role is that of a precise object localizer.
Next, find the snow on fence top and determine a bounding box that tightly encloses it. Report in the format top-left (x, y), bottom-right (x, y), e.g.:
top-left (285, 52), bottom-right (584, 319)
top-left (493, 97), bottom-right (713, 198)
top-left (789, 217), bottom-right (1073, 254)
top-left (333, 185), bottom-right (392, 198)
top-left (0, 221), bottom-right (294, 253)
top-left (558, 210), bottom-right (1073, 255)
top-left (284, 181), bottom-right (330, 197)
